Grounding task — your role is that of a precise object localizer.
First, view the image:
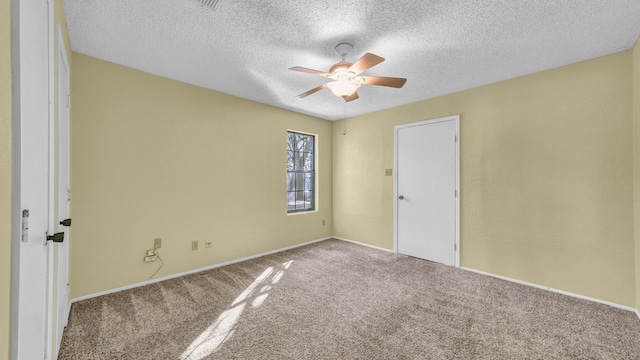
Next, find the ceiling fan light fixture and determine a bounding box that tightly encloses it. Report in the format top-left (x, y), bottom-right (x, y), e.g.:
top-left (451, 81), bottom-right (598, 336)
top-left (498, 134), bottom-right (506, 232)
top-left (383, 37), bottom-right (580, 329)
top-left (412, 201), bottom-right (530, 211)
top-left (327, 77), bottom-right (360, 97)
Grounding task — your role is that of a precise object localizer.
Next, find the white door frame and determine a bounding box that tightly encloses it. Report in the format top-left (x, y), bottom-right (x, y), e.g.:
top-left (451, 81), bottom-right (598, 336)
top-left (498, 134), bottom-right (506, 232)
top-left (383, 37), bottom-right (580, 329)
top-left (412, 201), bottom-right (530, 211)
top-left (46, 0), bottom-right (56, 357)
top-left (393, 115), bottom-right (460, 267)
top-left (10, 0), bottom-right (55, 358)
top-left (54, 23), bottom-right (71, 359)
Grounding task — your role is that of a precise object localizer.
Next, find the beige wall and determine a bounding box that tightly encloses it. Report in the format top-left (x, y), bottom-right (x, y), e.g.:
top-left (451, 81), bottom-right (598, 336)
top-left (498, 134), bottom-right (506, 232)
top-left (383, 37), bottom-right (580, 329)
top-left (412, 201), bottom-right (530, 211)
top-left (334, 51), bottom-right (635, 307)
top-left (0, 0), bottom-right (11, 358)
top-left (70, 54), bottom-right (333, 298)
top-left (634, 38), bottom-right (640, 312)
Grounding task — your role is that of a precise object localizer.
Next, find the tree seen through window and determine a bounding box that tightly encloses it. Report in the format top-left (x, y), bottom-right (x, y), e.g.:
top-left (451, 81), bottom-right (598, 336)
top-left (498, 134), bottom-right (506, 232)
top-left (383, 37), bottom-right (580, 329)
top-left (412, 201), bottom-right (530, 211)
top-left (287, 131), bottom-right (315, 212)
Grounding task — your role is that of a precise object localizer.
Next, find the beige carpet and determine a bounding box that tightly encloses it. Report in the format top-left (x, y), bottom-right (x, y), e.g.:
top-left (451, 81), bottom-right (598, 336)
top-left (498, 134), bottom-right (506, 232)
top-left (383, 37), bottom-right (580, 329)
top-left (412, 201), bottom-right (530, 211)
top-left (59, 239), bottom-right (640, 359)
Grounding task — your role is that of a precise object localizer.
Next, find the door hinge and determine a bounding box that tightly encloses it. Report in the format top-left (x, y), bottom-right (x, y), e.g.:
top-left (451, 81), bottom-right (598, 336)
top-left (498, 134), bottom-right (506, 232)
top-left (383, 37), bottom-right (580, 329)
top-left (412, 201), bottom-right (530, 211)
top-left (454, 243), bottom-right (457, 251)
top-left (454, 135), bottom-right (458, 143)
top-left (454, 189), bottom-right (458, 197)
top-left (21, 209), bottom-right (29, 242)
top-left (67, 94), bottom-right (71, 108)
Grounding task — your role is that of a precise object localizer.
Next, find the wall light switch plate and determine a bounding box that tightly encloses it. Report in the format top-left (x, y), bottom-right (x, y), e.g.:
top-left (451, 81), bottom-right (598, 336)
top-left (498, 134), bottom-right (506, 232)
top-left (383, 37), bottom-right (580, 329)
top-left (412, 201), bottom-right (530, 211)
top-left (154, 238), bottom-right (162, 249)
top-left (205, 239), bottom-right (212, 248)
top-left (192, 240), bottom-right (198, 251)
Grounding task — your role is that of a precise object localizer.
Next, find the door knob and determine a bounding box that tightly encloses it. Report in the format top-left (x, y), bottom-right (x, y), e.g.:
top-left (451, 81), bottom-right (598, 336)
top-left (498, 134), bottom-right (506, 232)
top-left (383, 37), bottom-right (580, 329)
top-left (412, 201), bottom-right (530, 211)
top-left (398, 195), bottom-right (405, 200)
top-left (60, 218), bottom-right (72, 227)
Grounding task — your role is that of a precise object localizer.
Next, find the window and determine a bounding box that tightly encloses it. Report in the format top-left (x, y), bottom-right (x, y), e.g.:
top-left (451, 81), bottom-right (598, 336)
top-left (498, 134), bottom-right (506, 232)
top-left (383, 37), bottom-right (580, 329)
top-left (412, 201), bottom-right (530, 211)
top-left (287, 131), bottom-right (315, 213)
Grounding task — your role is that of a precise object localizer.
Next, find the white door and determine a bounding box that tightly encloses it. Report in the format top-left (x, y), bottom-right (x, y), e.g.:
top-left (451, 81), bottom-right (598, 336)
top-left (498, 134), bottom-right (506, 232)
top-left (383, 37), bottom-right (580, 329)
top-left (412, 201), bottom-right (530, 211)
top-left (395, 116), bottom-right (459, 266)
top-left (54, 25), bottom-right (71, 358)
top-left (12, 0), bottom-right (54, 359)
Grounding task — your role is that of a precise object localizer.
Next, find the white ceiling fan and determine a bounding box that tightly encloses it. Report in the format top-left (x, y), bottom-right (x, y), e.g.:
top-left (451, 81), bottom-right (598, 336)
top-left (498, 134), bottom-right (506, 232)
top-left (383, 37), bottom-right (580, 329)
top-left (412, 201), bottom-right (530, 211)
top-left (289, 43), bottom-right (407, 102)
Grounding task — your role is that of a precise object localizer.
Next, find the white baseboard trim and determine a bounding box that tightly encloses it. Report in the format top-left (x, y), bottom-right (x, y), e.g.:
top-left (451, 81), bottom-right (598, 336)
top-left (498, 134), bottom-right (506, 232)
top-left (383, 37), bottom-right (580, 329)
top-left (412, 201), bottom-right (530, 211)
top-left (71, 236), bottom-right (640, 319)
top-left (461, 267), bottom-right (636, 313)
top-left (333, 236), bottom-right (395, 253)
top-left (71, 236), bottom-right (332, 304)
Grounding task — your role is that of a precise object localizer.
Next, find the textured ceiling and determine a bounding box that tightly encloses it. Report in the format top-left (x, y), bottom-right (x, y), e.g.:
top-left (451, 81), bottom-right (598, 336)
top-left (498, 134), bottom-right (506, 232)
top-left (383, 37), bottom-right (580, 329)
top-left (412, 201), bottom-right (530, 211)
top-left (63, 0), bottom-right (640, 121)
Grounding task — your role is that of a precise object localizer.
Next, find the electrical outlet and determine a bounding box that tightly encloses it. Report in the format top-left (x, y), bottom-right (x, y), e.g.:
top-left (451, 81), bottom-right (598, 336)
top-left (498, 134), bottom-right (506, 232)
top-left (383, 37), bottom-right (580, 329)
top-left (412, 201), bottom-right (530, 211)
top-left (322, 219), bottom-right (326, 226)
top-left (154, 238), bottom-right (162, 249)
top-left (205, 239), bottom-right (212, 248)
top-left (144, 255), bottom-right (157, 262)
top-left (192, 240), bottom-right (198, 251)
top-left (146, 249), bottom-right (155, 256)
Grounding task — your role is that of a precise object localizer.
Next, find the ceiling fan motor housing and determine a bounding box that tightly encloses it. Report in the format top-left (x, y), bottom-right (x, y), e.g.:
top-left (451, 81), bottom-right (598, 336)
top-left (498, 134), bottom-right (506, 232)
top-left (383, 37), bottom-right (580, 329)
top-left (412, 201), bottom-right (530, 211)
top-left (329, 62), bottom-right (353, 75)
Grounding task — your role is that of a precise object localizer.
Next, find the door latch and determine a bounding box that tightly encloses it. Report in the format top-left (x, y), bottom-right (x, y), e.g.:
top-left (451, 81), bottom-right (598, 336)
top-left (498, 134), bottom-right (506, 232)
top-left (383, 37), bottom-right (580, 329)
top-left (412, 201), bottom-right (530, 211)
top-left (46, 232), bottom-right (65, 243)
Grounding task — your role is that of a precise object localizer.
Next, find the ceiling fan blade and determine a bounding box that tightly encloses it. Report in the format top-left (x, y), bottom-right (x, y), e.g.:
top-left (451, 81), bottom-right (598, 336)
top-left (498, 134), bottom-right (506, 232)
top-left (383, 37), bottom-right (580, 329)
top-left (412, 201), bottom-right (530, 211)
top-left (289, 66), bottom-right (331, 77)
top-left (295, 83), bottom-right (328, 98)
top-left (348, 53), bottom-right (384, 75)
top-left (361, 76), bottom-right (407, 88)
top-left (343, 92), bottom-right (359, 102)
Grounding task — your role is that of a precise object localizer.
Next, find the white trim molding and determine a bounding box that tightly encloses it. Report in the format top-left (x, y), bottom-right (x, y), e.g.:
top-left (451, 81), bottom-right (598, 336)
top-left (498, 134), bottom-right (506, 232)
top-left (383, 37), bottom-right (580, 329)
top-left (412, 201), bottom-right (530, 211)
top-left (461, 267), bottom-right (637, 313)
top-left (333, 237), bottom-right (395, 253)
top-left (71, 236), bottom-right (640, 320)
top-left (72, 237), bottom-right (332, 303)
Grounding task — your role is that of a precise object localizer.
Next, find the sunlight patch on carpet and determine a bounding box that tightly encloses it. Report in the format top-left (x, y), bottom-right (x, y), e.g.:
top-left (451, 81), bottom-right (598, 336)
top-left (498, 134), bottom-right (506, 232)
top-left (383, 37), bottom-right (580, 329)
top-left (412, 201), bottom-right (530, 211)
top-left (180, 261), bottom-right (294, 359)
top-left (232, 267), bottom-right (273, 306)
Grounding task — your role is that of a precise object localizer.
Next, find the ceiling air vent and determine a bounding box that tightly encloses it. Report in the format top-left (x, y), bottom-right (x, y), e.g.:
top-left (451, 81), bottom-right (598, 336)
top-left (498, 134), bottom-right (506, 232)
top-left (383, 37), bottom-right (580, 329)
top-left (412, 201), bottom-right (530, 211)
top-left (197, 0), bottom-right (223, 10)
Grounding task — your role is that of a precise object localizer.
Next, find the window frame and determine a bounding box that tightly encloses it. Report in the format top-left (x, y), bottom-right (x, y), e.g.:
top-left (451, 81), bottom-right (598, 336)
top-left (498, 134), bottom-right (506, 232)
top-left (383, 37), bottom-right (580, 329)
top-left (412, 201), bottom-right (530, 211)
top-left (286, 130), bottom-right (317, 214)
